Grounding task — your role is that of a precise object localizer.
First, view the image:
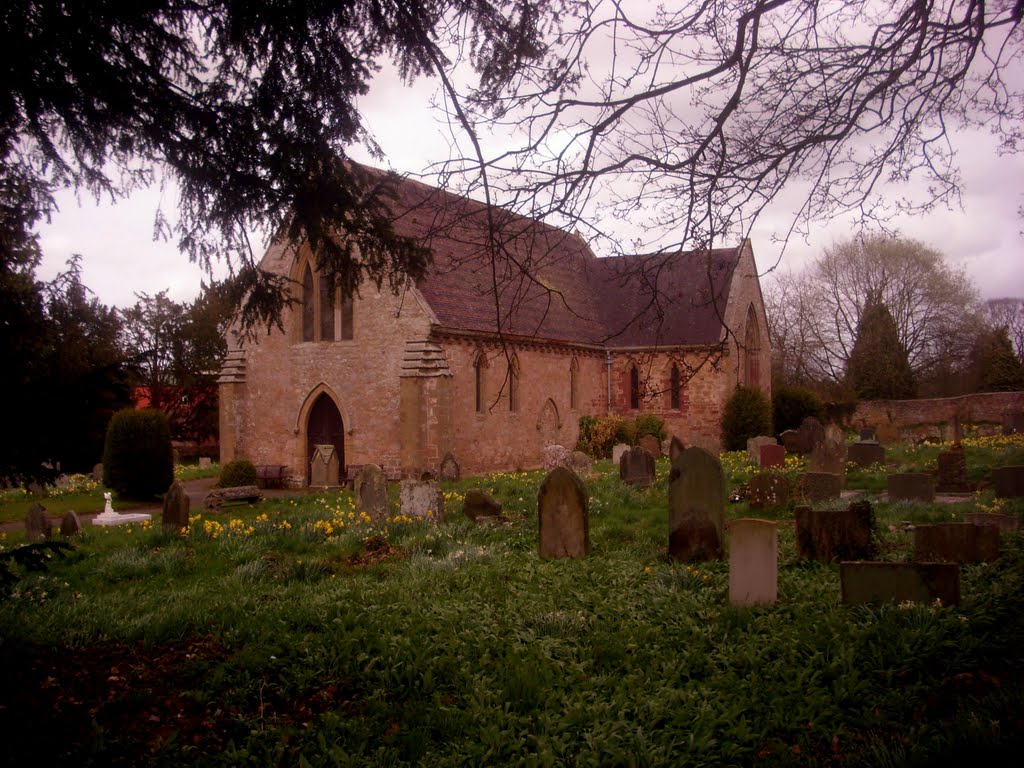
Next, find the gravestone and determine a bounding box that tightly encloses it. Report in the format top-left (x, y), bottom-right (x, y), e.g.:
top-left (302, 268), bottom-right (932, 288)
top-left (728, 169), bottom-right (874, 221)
top-left (198, 457), bottom-right (212, 470)
top-left (729, 519), bottom-right (778, 607)
top-left (797, 416), bottom-right (826, 454)
top-left (92, 463), bottom-right (104, 483)
top-left (639, 434), bottom-right (662, 459)
top-left (848, 442), bottom-right (885, 468)
top-left (611, 443), bottom-right (630, 465)
top-left (462, 489), bottom-right (505, 523)
top-left (439, 452), bottom-right (460, 482)
top-left (162, 479), bottom-right (191, 533)
top-left (310, 444), bottom-right (340, 488)
top-left (759, 444), bottom-right (786, 469)
top-left (668, 447), bottom-right (725, 562)
top-left (811, 424), bottom-right (847, 482)
top-left (964, 512), bottom-right (1020, 533)
top-left (668, 436), bottom-right (685, 463)
top-left (25, 503), bottom-right (51, 543)
top-left (746, 436), bottom-right (777, 464)
top-left (537, 467), bottom-right (590, 558)
top-left (566, 450), bottom-right (592, 477)
top-left (779, 429), bottom-right (801, 454)
top-left (203, 486), bottom-right (262, 510)
top-left (887, 473), bottom-right (935, 502)
top-left (619, 447), bottom-right (656, 487)
top-left (59, 511), bottom-right (81, 538)
top-left (859, 427), bottom-right (877, 442)
top-left (355, 464), bottom-right (389, 519)
top-left (93, 491), bottom-right (152, 526)
top-left (747, 473), bottom-right (790, 510)
top-left (1002, 410), bottom-right (1024, 435)
top-left (795, 502), bottom-right (875, 562)
top-left (935, 445), bottom-right (969, 493)
top-left (951, 412), bottom-right (964, 444)
top-left (914, 523), bottom-right (1000, 563)
top-left (542, 444), bottom-right (570, 471)
top-left (840, 562), bottom-right (960, 606)
top-left (992, 465), bottom-right (1024, 498)
top-left (400, 480), bottom-right (445, 521)
top-left (797, 472), bottom-right (841, 502)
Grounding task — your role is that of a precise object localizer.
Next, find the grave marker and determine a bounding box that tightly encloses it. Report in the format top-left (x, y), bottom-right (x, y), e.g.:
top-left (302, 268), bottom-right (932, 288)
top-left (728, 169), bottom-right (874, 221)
top-left (848, 442), bottom-right (885, 468)
top-left (611, 443), bottom-right (630, 465)
top-left (747, 473), bottom-right (790, 510)
top-left (619, 447), bottom-right (656, 487)
top-left (162, 480), bottom-right (191, 533)
top-left (25, 503), bottom-right (51, 543)
top-left (811, 424), bottom-right (847, 482)
top-left (935, 445), bottom-right (969, 493)
top-left (400, 479), bottom-right (445, 521)
top-left (964, 512), bottom-right (1019, 533)
top-left (840, 562), bottom-right (960, 605)
top-left (729, 519), bottom-right (778, 606)
top-left (668, 436), bottom-right (685, 463)
top-left (759, 444), bottom-right (786, 469)
top-left (59, 511), bottom-right (81, 538)
top-left (639, 434), bottom-right (662, 458)
top-left (355, 464), bottom-right (389, 519)
top-left (887, 473), bottom-right (935, 502)
top-left (537, 467), bottom-right (590, 558)
top-left (566, 450), bottom-right (593, 478)
top-left (914, 523), bottom-right (1000, 563)
top-left (797, 416), bottom-right (825, 454)
top-left (797, 472), bottom-right (841, 502)
top-left (746, 436), bottom-right (777, 464)
top-left (310, 444), bottom-right (340, 488)
top-left (439, 452), bottom-right (460, 482)
top-left (779, 429), bottom-right (801, 453)
top-left (795, 502), bottom-right (875, 562)
top-left (668, 447), bottom-right (725, 562)
top-left (462, 489), bottom-right (505, 523)
top-left (993, 465), bottom-right (1024, 498)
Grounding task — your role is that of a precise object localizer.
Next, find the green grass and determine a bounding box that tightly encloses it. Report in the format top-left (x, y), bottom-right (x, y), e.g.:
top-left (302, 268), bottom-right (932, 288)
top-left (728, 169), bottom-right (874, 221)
top-left (1, 441), bottom-right (1023, 765)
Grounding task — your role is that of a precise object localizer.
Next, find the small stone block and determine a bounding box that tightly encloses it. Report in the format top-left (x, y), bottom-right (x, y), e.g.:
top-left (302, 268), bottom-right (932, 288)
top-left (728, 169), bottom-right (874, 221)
top-left (729, 519), bottom-right (778, 607)
top-left (914, 523), bottom-right (1000, 563)
top-left (747, 473), bottom-right (790, 510)
top-left (848, 442), bottom-right (885, 468)
top-left (992, 466), bottom-right (1024, 498)
top-left (887, 473), bottom-right (935, 502)
top-left (841, 562), bottom-right (960, 606)
top-left (798, 472), bottom-right (841, 502)
top-left (964, 512), bottom-right (1019, 533)
top-left (759, 444), bottom-right (786, 468)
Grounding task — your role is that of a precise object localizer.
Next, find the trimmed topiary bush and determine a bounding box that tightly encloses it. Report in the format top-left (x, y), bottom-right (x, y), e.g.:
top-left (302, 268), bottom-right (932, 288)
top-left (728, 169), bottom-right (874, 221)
top-left (102, 408), bottom-right (174, 499)
top-left (220, 459), bottom-right (258, 488)
top-left (721, 386), bottom-right (773, 452)
top-left (772, 386), bottom-right (824, 434)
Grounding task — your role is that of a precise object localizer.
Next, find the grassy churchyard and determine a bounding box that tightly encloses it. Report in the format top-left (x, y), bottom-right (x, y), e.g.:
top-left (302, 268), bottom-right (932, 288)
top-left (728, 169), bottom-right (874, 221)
top-left (1, 435), bottom-right (1023, 766)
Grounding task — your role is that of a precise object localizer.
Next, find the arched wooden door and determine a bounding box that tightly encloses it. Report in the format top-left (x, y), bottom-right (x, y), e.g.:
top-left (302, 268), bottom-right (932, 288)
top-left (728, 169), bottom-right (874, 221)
top-left (537, 398), bottom-right (560, 453)
top-left (307, 393), bottom-right (345, 484)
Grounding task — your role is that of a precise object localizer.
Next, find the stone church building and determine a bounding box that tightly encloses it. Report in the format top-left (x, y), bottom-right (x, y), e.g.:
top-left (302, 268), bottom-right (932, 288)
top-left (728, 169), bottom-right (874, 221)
top-left (219, 173), bottom-right (771, 484)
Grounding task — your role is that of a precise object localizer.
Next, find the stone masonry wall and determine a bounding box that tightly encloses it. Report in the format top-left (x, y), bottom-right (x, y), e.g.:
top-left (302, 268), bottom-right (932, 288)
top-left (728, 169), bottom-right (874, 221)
top-left (852, 391), bottom-right (1024, 443)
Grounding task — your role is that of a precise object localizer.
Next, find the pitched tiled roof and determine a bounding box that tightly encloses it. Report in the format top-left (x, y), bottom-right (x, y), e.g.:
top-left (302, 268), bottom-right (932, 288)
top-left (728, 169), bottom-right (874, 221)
top-left (382, 172), bottom-right (741, 348)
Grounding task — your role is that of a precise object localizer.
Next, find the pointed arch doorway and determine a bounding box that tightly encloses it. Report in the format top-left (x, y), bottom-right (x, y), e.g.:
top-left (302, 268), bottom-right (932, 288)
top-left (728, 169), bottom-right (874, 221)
top-left (306, 393), bottom-right (345, 485)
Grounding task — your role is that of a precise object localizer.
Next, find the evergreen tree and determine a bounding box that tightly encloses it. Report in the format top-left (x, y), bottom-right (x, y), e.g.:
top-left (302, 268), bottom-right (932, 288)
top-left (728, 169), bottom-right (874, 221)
top-left (974, 327), bottom-right (1024, 393)
top-left (845, 297), bottom-right (916, 400)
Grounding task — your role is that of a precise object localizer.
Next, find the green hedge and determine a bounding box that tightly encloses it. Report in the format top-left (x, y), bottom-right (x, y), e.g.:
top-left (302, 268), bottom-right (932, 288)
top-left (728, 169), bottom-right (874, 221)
top-left (102, 408), bottom-right (174, 499)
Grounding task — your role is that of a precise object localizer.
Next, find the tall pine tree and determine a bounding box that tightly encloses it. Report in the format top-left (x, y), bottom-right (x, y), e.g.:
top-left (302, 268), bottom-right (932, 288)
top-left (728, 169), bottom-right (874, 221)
top-left (845, 296), bottom-right (916, 400)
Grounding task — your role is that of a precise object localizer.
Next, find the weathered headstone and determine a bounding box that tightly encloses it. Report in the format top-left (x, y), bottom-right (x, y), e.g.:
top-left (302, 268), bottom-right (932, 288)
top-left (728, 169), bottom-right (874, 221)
top-left (639, 434), bottom-right (662, 459)
top-left (399, 479), bottom-right (445, 521)
top-left (887, 473), bottom-right (935, 502)
top-left (797, 416), bottom-right (826, 455)
top-left (992, 465), bottom-right (1024, 498)
top-left (795, 502), bottom-right (875, 562)
top-left (310, 444), bottom-right (340, 488)
top-left (439, 452), bottom-right (460, 482)
top-left (92, 463), bottom-right (104, 483)
top-left (619, 447), bottom-right (656, 487)
top-left (964, 512), bottom-right (1020, 533)
top-left (797, 472), bottom-right (842, 502)
top-left (848, 442), bottom-right (886, 468)
top-left (811, 424), bottom-right (847, 483)
top-left (951, 412), bottom-right (964, 444)
top-left (542, 444), bottom-right (570, 471)
top-left (537, 467), bottom-right (590, 558)
top-left (198, 457), bottom-right (212, 470)
top-left (779, 429), bottom-right (801, 454)
top-left (747, 473), bottom-right (790, 510)
top-left (759, 444), bottom-right (786, 469)
top-left (729, 519), bottom-right (778, 607)
top-left (462, 488), bottom-right (504, 522)
top-left (914, 523), bottom-right (1000, 563)
top-left (162, 479), bottom-right (191, 533)
top-left (355, 464), bottom-right (389, 519)
top-left (566, 450), bottom-right (592, 478)
top-left (859, 427), bottom-right (877, 442)
top-left (611, 443), bottom-right (630, 465)
top-left (746, 436), bottom-right (777, 464)
top-left (668, 436), bottom-right (685, 463)
top-left (25, 503), bottom-right (51, 543)
top-left (935, 445), bottom-right (969, 493)
top-left (203, 485), bottom-right (262, 510)
top-left (1002, 410), bottom-right (1024, 436)
top-left (840, 562), bottom-right (960, 606)
top-left (668, 447), bottom-right (725, 562)
top-left (59, 511), bottom-right (81, 538)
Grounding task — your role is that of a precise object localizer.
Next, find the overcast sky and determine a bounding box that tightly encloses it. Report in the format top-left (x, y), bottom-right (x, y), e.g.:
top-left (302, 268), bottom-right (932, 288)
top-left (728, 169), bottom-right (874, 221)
top-left (36, 56), bottom-right (1024, 310)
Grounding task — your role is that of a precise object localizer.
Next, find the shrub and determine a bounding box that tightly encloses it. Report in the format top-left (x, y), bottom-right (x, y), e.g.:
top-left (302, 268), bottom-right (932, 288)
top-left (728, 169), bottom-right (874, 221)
top-left (772, 386), bottom-right (824, 433)
top-left (220, 459), bottom-right (258, 488)
top-left (576, 415), bottom-right (634, 458)
top-left (102, 408), bottom-right (174, 499)
top-left (634, 415), bottom-right (666, 442)
top-left (721, 386), bottom-right (772, 451)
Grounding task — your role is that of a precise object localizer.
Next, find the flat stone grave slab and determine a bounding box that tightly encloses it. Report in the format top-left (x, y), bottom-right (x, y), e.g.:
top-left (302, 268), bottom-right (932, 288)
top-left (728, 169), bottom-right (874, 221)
top-left (93, 511), bottom-right (153, 527)
top-left (887, 473), bottom-right (935, 503)
top-left (668, 447), bottom-right (725, 562)
top-left (729, 518), bottom-right (778, 607)
top-left (797, 472), bottom-right (841, 502)
top-left (747, 473), bottom-right (790, 510)
top-left (537, 467), bottom-right (590, 558)
top-left (795, 503), bottom-right (875, 562)
top-left (914, 523), bottom-right (1000, 563)
top-left (964, 512), bottom-right (1019, 533)
top-left (993, 466), bottom-right (1024, 498)
top-left (848, 442), bottom-right (885, 468)
top-left (840, 562), bottom-right (960, 606)
top-left (759, 444), bottom-right (786, 468)
top-left (203, 485), bottom-right (263, 510)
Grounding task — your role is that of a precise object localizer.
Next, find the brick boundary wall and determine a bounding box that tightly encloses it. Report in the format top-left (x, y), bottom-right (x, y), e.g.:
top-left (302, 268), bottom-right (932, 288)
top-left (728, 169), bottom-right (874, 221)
top-left (851, 391), bottom-right (1024, 443)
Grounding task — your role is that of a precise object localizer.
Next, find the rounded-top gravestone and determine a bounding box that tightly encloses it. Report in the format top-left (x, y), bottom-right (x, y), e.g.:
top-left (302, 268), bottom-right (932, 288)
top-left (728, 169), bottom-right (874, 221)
top-left (537, 466), bottom-right (590, 558)
top-left (668, 447), bottom-right (725, 562)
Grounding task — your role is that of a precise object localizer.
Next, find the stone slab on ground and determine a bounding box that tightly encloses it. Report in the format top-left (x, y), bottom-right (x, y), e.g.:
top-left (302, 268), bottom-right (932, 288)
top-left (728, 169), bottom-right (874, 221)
top-left (797, 472), bottom-right (842, 502)
top-left (204, 485), bottom-right (263, 510)
top-left (795, 503), bottom-right (875, 562)
top-left (914, 523), bottom-right (1000, 563)
top-left (964, 512), bottom-right (1020, 532)
top-left (840, 561), bottom-right (960, 606)
top-left (93, 511), bottom-right (153, 527)
top-left (887, 473), bottom-right (935, 503)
